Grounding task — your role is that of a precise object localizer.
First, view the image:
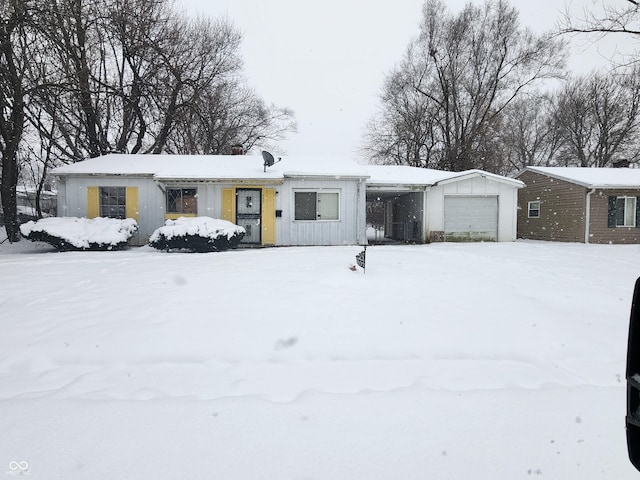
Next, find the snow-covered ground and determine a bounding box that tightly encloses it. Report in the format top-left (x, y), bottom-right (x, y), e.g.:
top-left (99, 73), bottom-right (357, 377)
top-left (1, 239), bottom-right (639, 479)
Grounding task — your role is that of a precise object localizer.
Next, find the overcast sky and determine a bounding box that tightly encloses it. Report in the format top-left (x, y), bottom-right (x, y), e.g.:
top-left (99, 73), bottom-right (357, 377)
top-left (178, 0), bottom-right (629, 158)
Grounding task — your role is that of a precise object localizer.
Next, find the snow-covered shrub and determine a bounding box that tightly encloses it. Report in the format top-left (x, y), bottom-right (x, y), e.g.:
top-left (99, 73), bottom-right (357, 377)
top-left (149, 217), bottom-right (245, 252)
top-left (20, 217), bottom-right (138, 251)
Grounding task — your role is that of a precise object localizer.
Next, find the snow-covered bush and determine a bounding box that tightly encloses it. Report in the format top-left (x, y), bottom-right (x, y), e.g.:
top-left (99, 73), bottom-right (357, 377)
top-left (20, 217), bottom-right (138, 251)
top-left (149, 217), bottom-right (245, 252)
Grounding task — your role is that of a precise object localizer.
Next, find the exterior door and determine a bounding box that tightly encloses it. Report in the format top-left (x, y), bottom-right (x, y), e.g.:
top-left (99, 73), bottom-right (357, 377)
top-left (236, 189), bottom-right (262, 244)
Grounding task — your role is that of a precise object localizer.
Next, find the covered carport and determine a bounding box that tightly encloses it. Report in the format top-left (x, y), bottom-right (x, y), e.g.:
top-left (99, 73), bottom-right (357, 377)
top-left (364, 165), bottom-right (523, 243)
top-left (364, 165), bottom-right (455, 244)
top-left (366, 189), bottom-right (424, 243)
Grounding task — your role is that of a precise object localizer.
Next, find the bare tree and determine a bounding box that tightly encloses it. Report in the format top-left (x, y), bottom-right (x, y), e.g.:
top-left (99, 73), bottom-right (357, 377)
top-left (560, 0), bottom-right (640, 37)
top-left (362, 58), bottom-right (440, 167)
top-left (559, 0), bottom-right (639, 69)
top-left (170, 79), bottom-right (296, 155)
top-left (363, 0), bottom-right (567, 172)
top-left (498, 94), bottom-right (563, 173)
top-left (0, 0), bottom-right (31, 242)
top-left (552, 70), bottom-right (640, 167)
top-left (3, 0), bottom-right (296, 225)
top-left (31, 0), bottom-right (170, 160)
top-left (25, 0), bottom-right (294, 164)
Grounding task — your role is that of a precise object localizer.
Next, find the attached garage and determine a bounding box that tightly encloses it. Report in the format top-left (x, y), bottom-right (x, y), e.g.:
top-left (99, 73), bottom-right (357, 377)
top-left (444, 196), bottom-right (498, 242)
top-left (364, 166), bottom-right (522, 243)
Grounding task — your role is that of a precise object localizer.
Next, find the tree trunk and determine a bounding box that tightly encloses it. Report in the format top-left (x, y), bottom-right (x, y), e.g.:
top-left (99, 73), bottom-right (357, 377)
top-left (0, 3), bottom-right (25, 242)
top-left (1, 155), bottom-right (20, 242)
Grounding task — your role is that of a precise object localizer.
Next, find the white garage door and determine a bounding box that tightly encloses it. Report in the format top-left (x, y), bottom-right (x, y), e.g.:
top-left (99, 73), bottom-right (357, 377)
top-left (444, 196), bottom-right (498, 242)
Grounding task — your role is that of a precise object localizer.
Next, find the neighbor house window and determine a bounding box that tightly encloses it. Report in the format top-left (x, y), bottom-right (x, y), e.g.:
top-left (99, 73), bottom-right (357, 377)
top-left (294, 191), bottom-right (339, 221)
top-left (167, 188), bottom-right (197, 215)
top-left (608, 196), bottom-right (637, 227)
top-left (528, 201), bottom-right (540, 218)
top-left (100, 187), bottom-right (126, 219)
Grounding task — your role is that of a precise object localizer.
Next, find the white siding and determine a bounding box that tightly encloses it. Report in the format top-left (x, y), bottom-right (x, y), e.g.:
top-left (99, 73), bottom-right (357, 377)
top-left (278, 178), bottom-right (366, 246)
top-left (205, 178), bottom-right (366, 246)
top-left (57, 175), bottom-right (367, 247)
top-left (57, 175), bottom-right (163, 245)
top-left (425, 176), bottom-right (518, 242)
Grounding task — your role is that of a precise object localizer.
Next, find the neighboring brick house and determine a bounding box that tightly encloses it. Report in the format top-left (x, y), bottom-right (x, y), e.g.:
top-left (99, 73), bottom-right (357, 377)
top-left (516, 167), bottom-right (640, 244)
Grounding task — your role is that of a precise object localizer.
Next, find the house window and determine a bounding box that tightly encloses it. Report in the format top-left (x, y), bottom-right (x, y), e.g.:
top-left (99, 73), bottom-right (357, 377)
top-left (294, 191), bottom-right (339, 221)
top-left (167, 188), bottom-right (197, 215)
top-left (528, 201), bottom-right (540, 218)
top-left (100, 187), bottom-right (126, 219)
top-left (616, 196), bottom-right (636, 227)
top-left (608, 196), bottom-right (639, 228)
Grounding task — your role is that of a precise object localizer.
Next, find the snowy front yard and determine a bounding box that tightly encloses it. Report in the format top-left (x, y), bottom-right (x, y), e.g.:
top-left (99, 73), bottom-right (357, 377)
top-left (1, 240), bottom-right (639, 479)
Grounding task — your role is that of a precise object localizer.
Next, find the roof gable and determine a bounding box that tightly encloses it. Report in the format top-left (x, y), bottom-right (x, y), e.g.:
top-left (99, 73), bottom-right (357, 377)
top-left (433, 169), bottom-right (524, 188)
top-left (363, 165), bottom-right (523, 188)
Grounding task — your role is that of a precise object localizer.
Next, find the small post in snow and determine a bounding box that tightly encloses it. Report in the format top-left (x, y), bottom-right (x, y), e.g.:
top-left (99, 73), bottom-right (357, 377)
top-left (356, 246), bottom-right (366, 274)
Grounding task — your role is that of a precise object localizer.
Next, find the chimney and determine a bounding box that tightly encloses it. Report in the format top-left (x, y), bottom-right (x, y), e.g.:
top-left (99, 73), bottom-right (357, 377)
top-left (230, 144), bottom-right (244, 155)
top-left (613, 159), bottom-right (630, 168)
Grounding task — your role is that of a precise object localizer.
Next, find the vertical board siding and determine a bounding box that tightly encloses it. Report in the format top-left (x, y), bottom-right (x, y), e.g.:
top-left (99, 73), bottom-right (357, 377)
top-left (61, 176), bottom-right (366, 247)
top-left (426, 177), bottom-right (518, 242)
top-left (516, 171), bottom-right (586, 242)
top-left (64, 177), bottom-right (162, 245)
top-left (282, 178), bottom-right (363, 246)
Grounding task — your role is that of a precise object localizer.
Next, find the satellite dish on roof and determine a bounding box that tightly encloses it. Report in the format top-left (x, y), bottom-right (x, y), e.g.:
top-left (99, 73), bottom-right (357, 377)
top-left (262, 150), bottom-right (275, 167)
top-left (262, 150), bottom-right (281, 172)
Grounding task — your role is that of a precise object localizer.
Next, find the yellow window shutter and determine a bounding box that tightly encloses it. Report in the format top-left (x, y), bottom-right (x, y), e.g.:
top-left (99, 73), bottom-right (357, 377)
top-left (222, 188), bottom-right (235, 222)
top-left (262, 188), bottom-right (276, 245)
top-left (87, 187), bottom-right (99, 218)
top-left (125, 187), bottom-right (139, 221)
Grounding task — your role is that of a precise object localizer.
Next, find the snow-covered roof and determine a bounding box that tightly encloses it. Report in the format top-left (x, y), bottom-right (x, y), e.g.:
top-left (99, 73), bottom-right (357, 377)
top-left (52, 154), bottom-right (369, 181)
top-left (434, 169), bottom-right (524, 187)
top-left (363, 165), bottom-right (458, 186)
top-left (522, 166), bottom-right (640, 189)
top-left (52, 154), bottom-right (523, 188)
top-left (364, 165), bottom-right (523, 188)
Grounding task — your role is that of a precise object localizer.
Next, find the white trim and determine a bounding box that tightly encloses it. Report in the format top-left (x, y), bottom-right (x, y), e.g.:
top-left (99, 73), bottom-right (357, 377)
top-left (616, 196), bottom-right (637, 227)
top-left (435, 170), bottom-right (524, 188)
top-left (527, 200), bottom-right (540, 218)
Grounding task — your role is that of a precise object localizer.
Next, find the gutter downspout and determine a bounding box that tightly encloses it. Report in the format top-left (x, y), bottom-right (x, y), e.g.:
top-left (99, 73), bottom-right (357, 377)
top-left (585, 188), bottom-right (596, 244)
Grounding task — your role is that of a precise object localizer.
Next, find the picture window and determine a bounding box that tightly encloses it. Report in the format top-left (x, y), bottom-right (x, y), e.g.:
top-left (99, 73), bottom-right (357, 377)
top-left (294, 191), bottom-right (339, 221)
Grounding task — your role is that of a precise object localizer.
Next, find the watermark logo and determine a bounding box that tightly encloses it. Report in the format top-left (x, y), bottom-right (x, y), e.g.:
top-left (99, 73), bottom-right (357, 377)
top-left (6, 461), bottom-right (30, 476)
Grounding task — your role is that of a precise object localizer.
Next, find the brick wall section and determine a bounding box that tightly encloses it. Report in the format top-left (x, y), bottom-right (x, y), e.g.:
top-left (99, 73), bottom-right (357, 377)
top-left (589, 189), bottom-right (640, 244)
top-left (517, 170), bottom-right (586, 242)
